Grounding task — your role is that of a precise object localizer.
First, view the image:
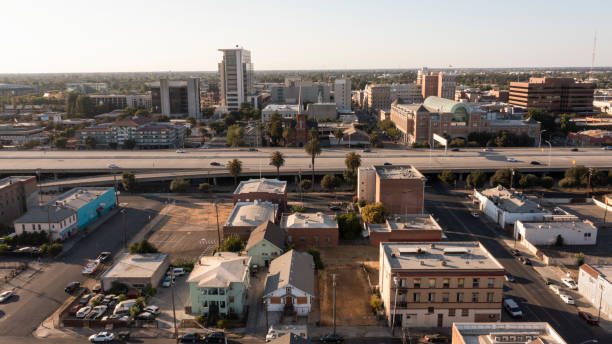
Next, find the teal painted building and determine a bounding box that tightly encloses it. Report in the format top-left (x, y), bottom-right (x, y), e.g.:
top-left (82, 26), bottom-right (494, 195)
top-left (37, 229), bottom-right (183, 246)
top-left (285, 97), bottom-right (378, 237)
top-left (187, 252), bottom-right (251, 316)
top-left (245, 221), bottom-right (286, 267)
top-left (48, 187), bottom-right (116, 229)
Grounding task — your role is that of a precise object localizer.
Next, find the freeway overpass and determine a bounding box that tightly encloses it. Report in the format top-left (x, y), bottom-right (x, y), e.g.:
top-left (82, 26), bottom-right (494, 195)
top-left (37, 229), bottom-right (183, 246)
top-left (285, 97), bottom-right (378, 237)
top-left (0, 147), bottom-right (609, 189)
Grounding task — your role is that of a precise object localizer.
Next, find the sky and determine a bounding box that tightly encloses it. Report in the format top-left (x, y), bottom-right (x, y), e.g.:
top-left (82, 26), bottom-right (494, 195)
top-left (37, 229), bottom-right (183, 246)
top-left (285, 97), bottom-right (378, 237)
top-left (1, 0), bottom-right (611, 73)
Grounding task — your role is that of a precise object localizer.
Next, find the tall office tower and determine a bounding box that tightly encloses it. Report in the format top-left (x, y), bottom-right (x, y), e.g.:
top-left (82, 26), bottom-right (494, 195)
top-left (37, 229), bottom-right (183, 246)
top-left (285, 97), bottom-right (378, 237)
top-left (437, 72), bottom-right (456, 100)
top-left (416, 67), bottom-right (429, 86)
top-left (218, 47), bottom-right (254, 111)
top-left (334, 78), bottom-right (352, 110)
top-left (421, 74), bottom-right (438, 100)
top-left (509, 77), bottom-right (595, 113)
top-left (151, 78), bottom-right (201, 118)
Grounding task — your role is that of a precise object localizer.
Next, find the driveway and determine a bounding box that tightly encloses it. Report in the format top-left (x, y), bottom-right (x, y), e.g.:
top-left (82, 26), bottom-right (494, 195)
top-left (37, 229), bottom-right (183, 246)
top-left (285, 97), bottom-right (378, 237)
top-left (148, 273), bottom-right (191, 330)
top-left (246, 269), bottom-right (268, 334)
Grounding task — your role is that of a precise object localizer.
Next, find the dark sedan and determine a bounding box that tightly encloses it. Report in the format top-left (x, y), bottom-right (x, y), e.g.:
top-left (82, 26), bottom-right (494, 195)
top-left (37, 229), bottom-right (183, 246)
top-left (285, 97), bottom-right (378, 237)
top-left (578, 311), bottom-right (598, 325)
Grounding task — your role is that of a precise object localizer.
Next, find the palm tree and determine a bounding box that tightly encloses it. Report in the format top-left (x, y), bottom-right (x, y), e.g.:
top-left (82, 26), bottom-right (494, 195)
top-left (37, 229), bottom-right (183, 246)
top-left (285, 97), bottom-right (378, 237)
top-left (304, 138), bottom-right (322, 191)
top-left (270, 151), bottom-right (285, 177)
top-left (333, 128), bottom-right (344, 145)
top-left (282, 127), bottom-right (295, 147)
top-left (227, 159), bottom-right (242, 186)
top-left (344, 152), bottom-right (361, 173)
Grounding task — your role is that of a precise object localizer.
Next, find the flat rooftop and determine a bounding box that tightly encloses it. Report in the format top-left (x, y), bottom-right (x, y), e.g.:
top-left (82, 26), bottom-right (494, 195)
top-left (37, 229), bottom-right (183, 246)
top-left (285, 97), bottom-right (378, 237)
top-left (281, 213), bottom-right (338, 229)
top-left (102, 253), bottom-right (168, 279)
top-left (521, 220), bottom-right (597, 232)
top-left (48, 187), bottom-right (112, 210)
top-left (0, 176), bottom-right (34, 190)
top-left (369, 214), bottom-right (442, 233)
top-left (263, 104), bottom-right (300, 112)
top-left (234, 178), bottom-right (287, 195)
top-left (479, 186), bottom-right (546, 214)
top-left (225, 201), bottom-right (278, 227)
top-left (453, 322), bottom-right (567, 344)
top-left (374, 165), bottom-right (425, 180)
top-left (382, 242), bottom-right (504, 271)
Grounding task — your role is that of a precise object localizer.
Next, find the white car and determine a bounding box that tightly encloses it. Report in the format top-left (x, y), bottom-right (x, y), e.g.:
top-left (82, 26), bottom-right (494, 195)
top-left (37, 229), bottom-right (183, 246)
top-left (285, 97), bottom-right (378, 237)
top-left (161, 276), bottom-right (172, 287)
top-left (167, 267), bottom-right (185, 276)
top-left (89, 305), bottom-right (108, 319)
top-left (144, 305), bottom-right (160, 315)
top-left (107, 163), bottom-right (119, 169)
top-left (507, 157), bottom-right (518, 162)
top-left (76, 306), bottom-right (92, 318)
top-left (603, 146), bottom-right (612, 150)
top-left (560, 294), bottom-right (575, 305)
top-left (89, 331), bottom-right (114, 342)
top-left (561, 278), bottom-right (578, 290)
top-left (471, 212), bottom-right (480, 218)
top-left (176, 149), bottom-right (185, 153)
top-left (0, 290), bottom-right (13, 303)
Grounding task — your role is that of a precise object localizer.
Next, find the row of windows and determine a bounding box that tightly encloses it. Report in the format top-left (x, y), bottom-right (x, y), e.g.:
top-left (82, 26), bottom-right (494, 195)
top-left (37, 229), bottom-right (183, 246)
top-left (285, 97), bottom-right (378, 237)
top-left (399, 291), bottom-right (495, 303)
top-left (396, 277), bottom-right (496, 289)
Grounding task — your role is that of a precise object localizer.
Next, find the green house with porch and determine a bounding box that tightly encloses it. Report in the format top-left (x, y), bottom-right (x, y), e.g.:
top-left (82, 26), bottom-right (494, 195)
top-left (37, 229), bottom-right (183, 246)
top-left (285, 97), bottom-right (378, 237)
top-left (246, 221), bottom-right (286, 267)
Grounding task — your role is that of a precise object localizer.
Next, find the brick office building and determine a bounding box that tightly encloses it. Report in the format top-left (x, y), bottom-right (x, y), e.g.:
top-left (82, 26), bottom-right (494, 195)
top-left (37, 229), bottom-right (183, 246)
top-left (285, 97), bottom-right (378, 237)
top-left (374, 165), bottom-right (426, 215)
top-left (281, 212), bottom-right (339, 247)
top-left (509, 77), bottom-right (595, 113)
top-left (0, 176), bottom-right (38, 227)
top-left (233, 178), bottom-right (287, 210)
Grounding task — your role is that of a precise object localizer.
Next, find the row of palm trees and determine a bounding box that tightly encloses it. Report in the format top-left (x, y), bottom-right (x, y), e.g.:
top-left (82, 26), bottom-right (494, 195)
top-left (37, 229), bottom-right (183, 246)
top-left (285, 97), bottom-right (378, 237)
top-left (225, 137), bottom-right (362, 191)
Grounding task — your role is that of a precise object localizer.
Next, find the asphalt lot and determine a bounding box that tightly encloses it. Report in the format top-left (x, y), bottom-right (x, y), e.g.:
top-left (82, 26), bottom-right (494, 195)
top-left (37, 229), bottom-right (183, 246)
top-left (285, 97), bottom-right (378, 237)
top-left (424, 181), bottom-right (612, 344)
top-left (0, 195), bottom-right (164, 338)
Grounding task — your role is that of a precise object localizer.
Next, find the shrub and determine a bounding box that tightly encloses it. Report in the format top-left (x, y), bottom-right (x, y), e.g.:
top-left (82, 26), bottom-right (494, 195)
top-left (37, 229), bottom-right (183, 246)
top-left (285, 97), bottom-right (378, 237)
top-left (541, 176), bottom-right (555, 189)
top-left (195, 315), bottom-right (206, 325)
top-left (198, 183), bottom-right (211, 192)
top-left (169, 178), bottom-right (190, 193)
top-left (39, 243), bottom-right (49, 255)
top-left (306, 248), bottom-right (324, 269)
top-left (466, 170), bottom-right (487, 189)
top-left (299, 179), bottom-right (312, 191)
top-left (554, 235), bottom-right (564, 247)
top-left (370, 294), bottom-right (382, 313)
top-left (438, 170), bottom-right (456, 186)
top-left (357, 199), bottom-right (366, 208)
top-left (291, 205), bottom-right (306, 213)
top-left (361, 202), bottom-right (388, 224)
top-left (49, 243), bottom-right (63, 256)
top-left (91, 298), bottom-right (101, 307)
top-left (490, 169), bottom-right (512, 188)
top-left (217, 319), bottom-right (228, 328)
top-left (518, 174), bottom-right (540, 188)
top-left (336, 212), bottom-right (362, 240)
top-left (0, 244), bottom-right (9, 253)
top-left (129, 239), bottom-right (158, 254)
top-left (575, 252), bottom-right (585, 265)
top-left (220, 234), bottom-right (244, 252)
top-left (117, 294), bottom-right (127, 302)
top-left (172, 258), bottom-right (195, 272)
top-left (559, 177), bottom-right (578, 188)
top-left (143, 283), bottom-right (156, 297)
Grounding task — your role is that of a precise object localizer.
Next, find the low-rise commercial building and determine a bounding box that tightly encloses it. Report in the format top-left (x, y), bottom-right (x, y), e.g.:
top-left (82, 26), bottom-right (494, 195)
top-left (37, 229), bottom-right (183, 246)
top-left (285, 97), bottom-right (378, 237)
top-left (233, 178), bottom-right (287, 210)
top-left (509, 77), bottom-right (594, 113)
top-left (451, 322), bottom-right (568, 344)
top-left (379, 242), bottom-right (505, 328)
top-left (367, 214), bottom-right (442, 245)
top-left (578, 264), bottom-right (612, 321)
top-left (0, 125), bottom-right (46, 146)
top-left (569, 129), bottom-right (612, 146)
top-left (89, 94), bottom-right (152, 111)
top-left (0, 176), bottom-right (37, 226)
top-left (187, 252), bottom-right (251, 316)
top-left (14, 205), bottom-right (77, 241)
top-left (514, 218), bottom-right (597, 252)
top-left (0, 84), bottom-right (37, 97)
top-left (474, 186), bottom-right (551, 231)
top-left (330, 125), bottom-right (370, 147)
top-left (262, 104), bottom-right (300, 121)
top-left (101, 253), bottom-right (170, 292)
top-left (223, 200), bottom-right (279, 241)
top-left (48, 187), bottom-right (116, 229)
top-left (365, 84), bottom-right (391, 111)
top-left (263, 250), bottom-right (315, 316)
top-left (246, 221), bottom-right (286, 267)
top-left (306, 103), bottom-right (337, 121)
top-left (281, 212), bottom-right (338, 247)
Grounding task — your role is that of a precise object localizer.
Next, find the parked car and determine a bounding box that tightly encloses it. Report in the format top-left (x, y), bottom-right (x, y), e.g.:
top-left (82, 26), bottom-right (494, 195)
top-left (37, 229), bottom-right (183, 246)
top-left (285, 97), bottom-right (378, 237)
top-left (578, 311), bottom-right (598, 325)
top-left (91, 284), bottom-right (102, 293)
top-left (179, 333), bottom-right (201, 343)
top-left (471, 212), bottom-right (479, 218)
top-left (450, 148), bottom-right (460, 152)
top-left (320, 333), bottom-right (344, 343)
top-left (107, 163), bottom-right (119, 169)
top-left (167, 267), bottom-right (186, 276)
top-left (204, 332), bottom-right (226, 344)
top-left (89, 331), bottom-right (114, 342)
top-left (136, 311), bottom-right (156, 320)
top-left (560, 294), bottom-right (575, 305)
top-left (503, 298), bottom-right (523, 318)
top-left (65, 281), bottom-right (80, 293)
top-left (79, 294), bottom-right (92, 305)
top-left (424, 334), bottom-right (449, 343)
top-left (561, 278), bottom-right (578, 290)
top-left (176, 149), bottom-right (185, 153)
top-left (505, 274), bottom-right (515, 283)
top-left (69, 304), bottom-right (81, 316)
top-left (510, 249), bottom-right (520, 256)
top-left (0, 290), bottom-right (14, 303)
top-left (383, 162), bottom-right (392, 165)
top-left (362, 148), bottom-right (371, 152)
top-left (530, 161), bottom-right (541, 165)
top-left (162, 276), bottom-right (173, 287)
top-left (249, 148), bottom-right (258, 152)
top-left (210, 162), bottom-right (220, 166)
top-left (571, 148), bottom-right (579, 152)
top-left (96, 251), bottom-right (112, 263)
top-left (507, 157), bottom-right (518, 162)
top-left (88, 305), bottom-right (108, 320)
top-left (76, 306), bottom-right (92, 318)
top-left (144, 305), bottom-right (160, 315)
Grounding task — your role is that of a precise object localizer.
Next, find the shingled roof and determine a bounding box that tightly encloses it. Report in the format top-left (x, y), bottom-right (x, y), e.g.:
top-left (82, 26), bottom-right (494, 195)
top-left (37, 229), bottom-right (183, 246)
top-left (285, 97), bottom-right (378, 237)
top-left (246, 221), bottom-right (286, 251)
top-left (263, 250), bottom-right (315, 297)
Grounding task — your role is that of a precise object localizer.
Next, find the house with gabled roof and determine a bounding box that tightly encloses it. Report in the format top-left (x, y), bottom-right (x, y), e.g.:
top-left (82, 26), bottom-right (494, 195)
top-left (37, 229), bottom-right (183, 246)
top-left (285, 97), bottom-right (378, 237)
top-left (187, 252), bottom-right (251, 316)
top-left (263, 250), bottom-right (315, 316)
top-left (246, 221), bottom-right (286, 267)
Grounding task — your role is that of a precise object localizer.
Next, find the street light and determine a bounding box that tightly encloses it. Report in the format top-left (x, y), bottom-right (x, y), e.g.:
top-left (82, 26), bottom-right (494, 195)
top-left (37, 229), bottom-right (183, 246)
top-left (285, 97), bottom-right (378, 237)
top-left (538, 130), bottom-right (547, 148)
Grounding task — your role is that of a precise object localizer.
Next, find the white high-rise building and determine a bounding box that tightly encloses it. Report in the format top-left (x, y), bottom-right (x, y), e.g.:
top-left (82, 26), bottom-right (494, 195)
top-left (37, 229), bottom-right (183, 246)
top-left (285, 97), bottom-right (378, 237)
top-left (334, 78), bottom-right (352, 110)
top-left (218, 47), bottom-right (254, 111)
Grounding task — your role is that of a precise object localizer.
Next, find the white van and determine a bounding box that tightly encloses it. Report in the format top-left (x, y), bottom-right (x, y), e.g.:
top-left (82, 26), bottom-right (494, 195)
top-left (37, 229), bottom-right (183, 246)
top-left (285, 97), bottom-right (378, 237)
top-left (503, 298), bottom-right (523, 318)
top-left (167, 267), bottom-right (185, 276)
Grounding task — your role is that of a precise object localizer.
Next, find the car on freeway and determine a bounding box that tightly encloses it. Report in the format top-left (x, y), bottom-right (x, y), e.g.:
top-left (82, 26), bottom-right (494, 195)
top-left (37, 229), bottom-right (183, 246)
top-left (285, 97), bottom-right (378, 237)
top-left (76, 306), bottom-right (92, 318)
top-left (65, 281), bottom-right (80, 293)
top-left (530, 161), bottom-right (541, 165)
top-left (505, 274), bottom-right (515, 283)
top-left (107, 163), bottom-right (119, 169)
top-left (383, 162), bottom-right (392, 165)
top-left (204, 332), bottom-right (226, 344)
top-left (144, 305), bottom-right (160, 315)
top-left (179, 332), bottom-right (201, 343)
top-left (210, 162), bottom-right (221, 166)
top-left (450, 148), bottom-right (460, 152)
top-left (561, 278), bottom-right (578, 290)
top-left (176, 149), bottom-right (185, 153)
top-left (578, 311), bottom-right (598, 325)
top-left (603, 146), bottom-right (612, 150)
top-left (320, 333), bottom-right (344, 343)
top-left (506, 157), bottom-right (518, 162)
top-left (560, 294), bottom-right (575, 305)
top-left (89, 331), bottom-right (114, 342)
top-left (362, 148), bottom-right (371, 152)
top-left (510, 249), bottom-right (520, 256)
top-left (482, 148), bottom-right (493, 152)
top-left (571, 147), bottom-right (579, 152)
top-left (249, 148), bottom-right (258, 152)
top-left (0, 290), bottom-right (14, 303)
top-left (97, 251), bottom-right (112, 263)
top-left (200, 144), bottom-right (211, 149)
top-left (424, 333), bottom-right (449, 343)
top-left (471, 212), bottom-right (479, 218)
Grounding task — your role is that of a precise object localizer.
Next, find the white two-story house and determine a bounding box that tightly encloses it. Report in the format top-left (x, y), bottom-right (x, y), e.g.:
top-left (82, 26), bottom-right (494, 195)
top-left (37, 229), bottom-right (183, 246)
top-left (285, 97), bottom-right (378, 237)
top-left (263, 250), bottom-right (315, 316)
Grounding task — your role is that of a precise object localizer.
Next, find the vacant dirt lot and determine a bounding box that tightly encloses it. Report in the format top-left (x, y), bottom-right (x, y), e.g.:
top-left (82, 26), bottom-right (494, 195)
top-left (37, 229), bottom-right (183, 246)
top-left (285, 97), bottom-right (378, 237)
top-left (316, 245), bottom-right (380, 326)
top-left (147, 199), bottom-right (234, 262)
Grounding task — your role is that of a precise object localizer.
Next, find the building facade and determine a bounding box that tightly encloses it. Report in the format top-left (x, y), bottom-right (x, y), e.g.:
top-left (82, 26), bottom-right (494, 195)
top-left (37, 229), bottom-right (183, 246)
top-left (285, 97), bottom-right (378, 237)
top-left (263, 250), bottom-right (315, 316)
top-left (101, 253), bottom-right (170, 292)
top-left (233, 178), bottom-right (287, 210)
top-left (367, 214), bottom-right (443, 246)
top-left (379, 242), bottom-right (505, 328)
top-left (281, 213), bottom-right (339, 247)
top-left (262, 104), bottom-right (300, 122)
top-left (150, 79), bottom-right (201, 118)
top-left (0, 176), bottom-right (37, 227)
top-left (437, 72), bottom-right (456, 100)
top-left (365, 84), bottom-right (391, 111)
top-left (451, 322), bottom-right (568, 344)
top-left (509, 77), bottom-right (595, 113)
top-left (79, 117), bottom-right (185, 149)
top-left (390, 83), bottom-right (423, 104)
top-left (374, 165), bottom-right (426, 215)
top-left (48, 187), bottom-right (116, 229)
top-left (334, 78), bottom-right (351, 110)
top-left (514, 218), bottom-right (597, 249)
top-left (14, 205), bottom-right (78, 241)
top-left (0, 125), bottom-right (46, 146)
top-left (219, 48), bottom-right (253, 111)
top-left (306, 103), bottom-right (337, 121)
top-left (578, 264), bottom-right (612, 321)
top-left (89, 94), bottom-right (152, 111)
top-left (246, 221), bottom-right (286, 267)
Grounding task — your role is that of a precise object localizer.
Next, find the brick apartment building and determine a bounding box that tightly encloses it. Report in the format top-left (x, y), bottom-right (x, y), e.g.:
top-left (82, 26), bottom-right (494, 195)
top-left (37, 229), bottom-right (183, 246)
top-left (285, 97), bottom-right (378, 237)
top-left (233, 178), bottom-right (287, 210)
top-left (370, 165), bottom-right (426, 214)
top-left (509, 77), bottom-right (595, 113)
top-left (367, 214), bottom-right (443, 245)
top-left (281, 212), bottom-right (339, 247)
top-left (0, 176), bottom-right (38, 227)
top-left (223, 201), bottom-right (279, 241)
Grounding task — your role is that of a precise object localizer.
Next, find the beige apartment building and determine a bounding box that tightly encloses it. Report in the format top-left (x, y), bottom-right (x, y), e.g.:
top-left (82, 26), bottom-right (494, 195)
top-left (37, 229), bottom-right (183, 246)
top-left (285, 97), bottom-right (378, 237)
top-left (379, 242), bottom-right (505, 328)
top-left (365, 84), bottom-right (391, 111)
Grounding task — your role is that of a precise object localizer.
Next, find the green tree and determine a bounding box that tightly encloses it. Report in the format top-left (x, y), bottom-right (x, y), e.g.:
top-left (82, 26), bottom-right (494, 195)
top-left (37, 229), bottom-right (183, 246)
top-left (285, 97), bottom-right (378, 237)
top-left (135, 109), bottom-right (150, 117)
top-left (321, 174), bottom-right (340, 192)
top-left (108, 142), bottom-right (118, 150)
top-left (377, 119), bottom-right (395, 131)
top-left (169, 178), bottom-right (190, 192)
top-left (270, 151), bottom-right (285, 177)
top-left (198, 182), bottom-right (211, 192)
top-left (84, 136), bottom-right (97, 150)
top-left (124, 139), bottom-right (136, 150)
top-left (540, 176), bottom-right (555, 189)
top-left (226, 124), bottom-right (245, 147)
top-left (490, 169), bottom-right (512, 188)
top-left (227, 159), bottom-right (242, 186)
top-left (75, 95), bottom-right (94, 117)
top-left (282, 126), bottom-right (295, 146)
top-left (129, 239), bottom-right (158, 254)
top-left (54, 136), bottom-right (68, 149)
top-left (438, 170), bottom-right (457, 186)
top-left (49, 243), bottom-right (63, 256)
top-left (369, 133), bottom-right (383, 148)
top-left (343, 169), bottom-right (357, 189)
top-left (466, 170), bottom-right (487, 189)
top-left (344, 152), bottom-right (361, 173)
top-left (336, 212), bottom-right (362, 239)
top-left (559, 177), bottom-right (579, 188)
top-left (333, 128), bottom-right (344, 145)
top-left (361, 202), bottom-right (388, 224)
top-left (219, 234), bottom-right (244, 252)
top-left (122, 172), bottom-right (137, 192)
top-left (306, 248), bottom-right (324, 269)
top-left (518, 174), bottom-right (540, 188)
top-left (267, 113), bottom-right (283, 146)
top-left (22, 139), bottom-right (41, 150)
top-left (299, 179), bottom-right (312, 192)
top-left (370, 294), bottom-right (382, 312)
top-left (560, 114), bottom-right (577, 134)
top-left (305, 138), bottom-right (321, 191)
top-left (449, 138), bottom-right (466, 147)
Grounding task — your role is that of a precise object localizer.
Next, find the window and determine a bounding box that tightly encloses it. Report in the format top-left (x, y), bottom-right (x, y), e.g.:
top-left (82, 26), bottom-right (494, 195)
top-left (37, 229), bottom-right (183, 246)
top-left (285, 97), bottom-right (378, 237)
top-left (208, 288), bottom-right (218, 295)
top-left (488, 278), bottom-right (495, 288)
top-left (413, 278), bottom-right (421, 288)
top-left (202, 301), bottom-right (208, 307)
top-left (443, 278), bottom-right (450, 288)
top-left (585, 233), bottom-right (591, 238)
top-left (456, 293), bottom-right (463, 302)
top-left (32, 224), bottom-right (35, 230)
top-left (458, 278), bottom-right (464, 288)
top-left (287, 236), bottom-right (292, 242)
top-left (399, 278), bottom-right (407, 288)
top-left (219, 289), bottom-right (225, 295)
top-left (472, 278), bottom-right (480, 288)
top-left (37, 224), bottom-right (41, 230)
top-left (286, 287), bottom-right (291, 295)
top-left (427, 307), bottom-right (434, 314)
top-left (22, 224), bottom-right (25, 230)
top-left (472, 293), bottom-right (479, 302)
top-left (462, 309), bottom-right (469, 316)
top-left (220, 301), bottom-right (226, 308)
top-left (429, 278), bottom-right (436, 288)
top-left (442, 293), bottom-right (449, 302)
top-left (428, 293), bottom-right (435, 302)
top-left (300, 237), bottom-right (305, 242)
top-left (229, 296), bottom-right (234, 303)
top-left (486, 292), bottom-right (494, 302)
top-left (449, 308), bottom-right (455, 316)
top-left (413, 293), bottom-right (420, 302)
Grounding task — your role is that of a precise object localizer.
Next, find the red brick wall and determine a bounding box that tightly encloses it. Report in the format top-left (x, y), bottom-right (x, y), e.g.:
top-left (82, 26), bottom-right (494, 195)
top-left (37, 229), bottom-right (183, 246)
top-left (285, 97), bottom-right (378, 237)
top-left (376, 177), bottom-right (425, 215)
top-left (369, 230), bottom-right (442, 246)
top-left (233, 192), bottom-right (287, 210)
top-left (222, 225), bottom-right (253, 241)
top-left (286, 227), bottom-right (338, 247)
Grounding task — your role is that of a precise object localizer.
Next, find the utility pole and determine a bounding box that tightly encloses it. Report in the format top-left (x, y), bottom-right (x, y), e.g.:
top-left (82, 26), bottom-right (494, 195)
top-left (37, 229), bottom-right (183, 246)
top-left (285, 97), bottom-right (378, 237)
top-left (587, 168), bottom-right (593, 198)
top-left (391, 276), bottom-right (399, 336)
top-left (113, 173), bottom-right (119, 205)
top-left (510, 169), bottom-right (515, 189)
top-left (121, 209), bottom-right (127, 250)
top-left (171, 270), bottom-right (179, 344)
top-left (214, 201), bottom-right (221, 250)
top-left (332, 273), bottom-right (337, 335)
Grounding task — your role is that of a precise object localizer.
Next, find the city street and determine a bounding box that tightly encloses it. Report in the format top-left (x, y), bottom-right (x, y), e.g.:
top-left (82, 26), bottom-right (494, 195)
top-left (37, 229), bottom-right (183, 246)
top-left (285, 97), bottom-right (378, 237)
top-left (424, 181), bottom-right (612, 344)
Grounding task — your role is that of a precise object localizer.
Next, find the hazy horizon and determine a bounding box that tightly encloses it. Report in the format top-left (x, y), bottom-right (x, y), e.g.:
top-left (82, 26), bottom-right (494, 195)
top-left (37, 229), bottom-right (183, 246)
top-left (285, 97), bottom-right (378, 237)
top-left (2, 0), bottom-right (611, 73)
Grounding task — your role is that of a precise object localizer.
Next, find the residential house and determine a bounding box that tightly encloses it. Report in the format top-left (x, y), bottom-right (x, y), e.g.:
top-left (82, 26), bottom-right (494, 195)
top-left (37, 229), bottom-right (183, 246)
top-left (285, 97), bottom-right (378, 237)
top-left (246, 221), bottom-right (286, 267)
top-left (13, 205), bottom-right (77, 241)
top-left (263, 250), bottom-right (315, 316)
